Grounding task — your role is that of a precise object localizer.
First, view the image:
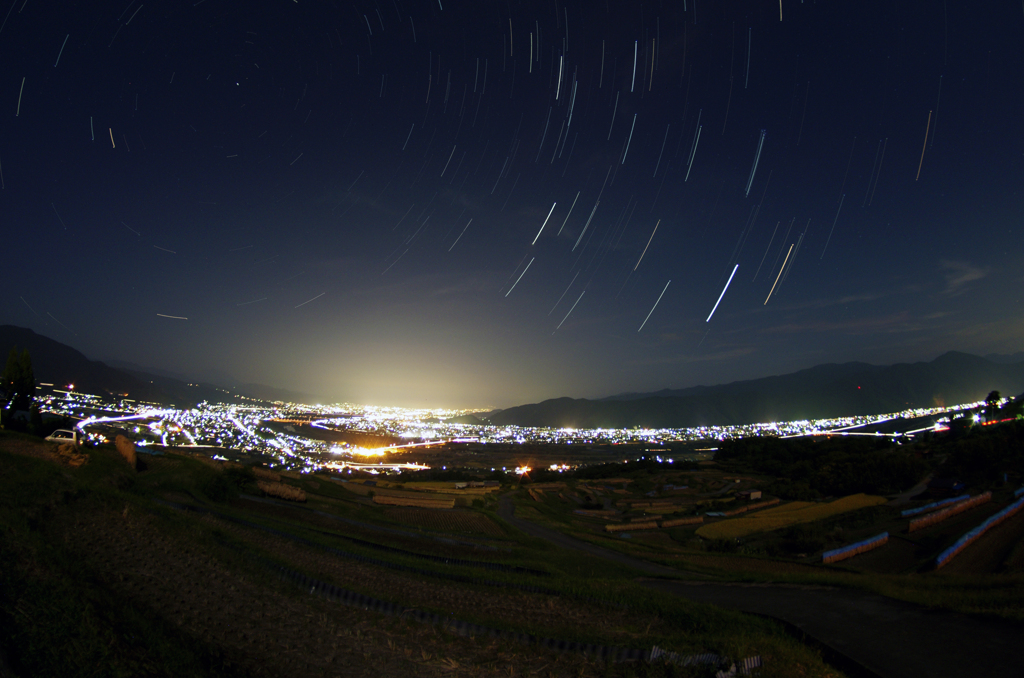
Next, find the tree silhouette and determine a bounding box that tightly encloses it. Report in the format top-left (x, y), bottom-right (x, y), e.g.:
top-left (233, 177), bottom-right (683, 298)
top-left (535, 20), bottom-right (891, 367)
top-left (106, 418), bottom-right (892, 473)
top-left (985, 390), bottom-right (1001, 421)
top-left (2, 347), bottom-right (35, 411)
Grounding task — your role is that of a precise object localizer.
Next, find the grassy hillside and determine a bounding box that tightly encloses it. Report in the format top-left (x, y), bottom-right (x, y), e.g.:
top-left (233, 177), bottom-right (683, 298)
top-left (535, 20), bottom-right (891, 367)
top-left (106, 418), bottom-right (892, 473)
top-left (0, 431), bottom-right (843, 678)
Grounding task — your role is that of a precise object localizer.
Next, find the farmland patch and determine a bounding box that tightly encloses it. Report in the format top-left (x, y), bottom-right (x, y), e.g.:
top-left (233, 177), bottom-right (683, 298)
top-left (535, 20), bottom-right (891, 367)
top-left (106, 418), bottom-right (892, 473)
top-left (384, 507), bottom-right (505, 537)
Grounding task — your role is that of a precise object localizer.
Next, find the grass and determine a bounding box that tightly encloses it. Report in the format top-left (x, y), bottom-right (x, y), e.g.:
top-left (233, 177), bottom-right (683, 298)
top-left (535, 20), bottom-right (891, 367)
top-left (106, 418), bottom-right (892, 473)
top-left (564, 465), bottom-right (1024, 627)
top-left (402, 481), bottom-right (500, 495)
top-left (0, 438), bottom-right (248, 678)
top-left (511, 475), bottom-right (1024, 625)
top-left (697, 565), bottom-right (1024, 624)
top-left (29, 429), bottom-right (1024, 672)
top-left (696, 494), bottom-right (887, 540)
top-left (0, 433), bottom-right (849, 677)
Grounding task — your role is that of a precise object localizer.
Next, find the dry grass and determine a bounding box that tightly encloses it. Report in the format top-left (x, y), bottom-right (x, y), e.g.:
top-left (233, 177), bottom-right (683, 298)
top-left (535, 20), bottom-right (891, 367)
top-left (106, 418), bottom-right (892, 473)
top-left (114, 435), bottom-right (136, 469)
top-left (253, 467), bottom-right (281, 482)
top-left (660, 516), bottom-right (704, 528)
top-left (257, 480), bottom-right (307, 502)
top-left (403, 482), bottom-right (499, 495)
top-left (342, 482), bottom-right (457, 504)
top-left (372, 494), bottom-right (455, 509)
top-left (336, 480), bottom-right (380, 495)
top-left (630, 500), bottom-right (690, 511)
top-left (0, 434), bottom-right (90, 467)
top-left (572, 509), bottom-right (618, 518)
top-left (696, 494), bottom-right (887, 540)
top-left (720, 498), bottom-right (780, 517)
top-left (604, 521), bottom-right (659, 533)
top-left (56, 443), bottom-right (89, 467)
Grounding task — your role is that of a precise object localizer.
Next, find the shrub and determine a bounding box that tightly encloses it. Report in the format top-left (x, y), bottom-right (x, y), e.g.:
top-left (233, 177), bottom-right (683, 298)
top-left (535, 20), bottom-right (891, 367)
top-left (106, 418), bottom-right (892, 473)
top-left (706, 538), bottom-right (739, 553)
top-left (223, 465), bottom-right (258, 494)
top-left (718, 436), bottom-right (926, 496)
top-left (257, 480), bottom-right (307, 502)
top-left (201, 472), bottom-right (231, 502)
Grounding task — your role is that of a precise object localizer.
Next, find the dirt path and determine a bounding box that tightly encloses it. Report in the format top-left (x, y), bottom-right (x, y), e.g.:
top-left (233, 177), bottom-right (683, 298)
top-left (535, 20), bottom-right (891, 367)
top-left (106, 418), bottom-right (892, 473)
top-left (640, 580), bottom-right (1023, 678)
top-left (886, 473), bottom-right (934, 506)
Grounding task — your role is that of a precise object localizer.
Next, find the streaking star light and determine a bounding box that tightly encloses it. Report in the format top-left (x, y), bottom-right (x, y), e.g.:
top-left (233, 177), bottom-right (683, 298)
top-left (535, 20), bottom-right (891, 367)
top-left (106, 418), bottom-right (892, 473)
top-left (707, 265), bottom-right (738, 322)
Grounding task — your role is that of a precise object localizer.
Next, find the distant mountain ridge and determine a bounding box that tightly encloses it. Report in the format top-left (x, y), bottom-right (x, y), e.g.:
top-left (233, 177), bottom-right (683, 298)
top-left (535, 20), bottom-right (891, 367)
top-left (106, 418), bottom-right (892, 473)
top-left (984, 352), bottom-right (1024, 364)
top-left (5, 325), bottom-right (1020, 425)
top-left (0, 325), bottom-right (322, 407)
top-left (488, 352), bottom-right (1024, 429)
top-left (105, 359), bottom-right (323, 405)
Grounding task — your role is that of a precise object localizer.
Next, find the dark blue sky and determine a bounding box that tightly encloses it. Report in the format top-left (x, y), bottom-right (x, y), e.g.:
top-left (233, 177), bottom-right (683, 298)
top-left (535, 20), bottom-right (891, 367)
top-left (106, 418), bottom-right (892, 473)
top-left (2, 0), bottom-right (1021, 407)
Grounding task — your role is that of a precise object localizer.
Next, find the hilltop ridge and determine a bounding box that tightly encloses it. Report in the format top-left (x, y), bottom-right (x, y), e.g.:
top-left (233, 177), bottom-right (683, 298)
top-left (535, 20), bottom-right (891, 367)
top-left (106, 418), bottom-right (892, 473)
top-left (488, 352), bottom-right (1024, 429)
top-left (0, 325), bottom-right (323, 407)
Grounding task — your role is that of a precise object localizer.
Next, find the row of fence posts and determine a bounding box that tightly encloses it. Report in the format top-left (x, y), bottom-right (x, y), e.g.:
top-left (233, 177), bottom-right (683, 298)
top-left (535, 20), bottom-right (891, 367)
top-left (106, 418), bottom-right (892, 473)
top-left (821, 532), bottom-right (889, 564)
top-left (825, 487), bottom-right (1024, 568)
top-left (935, 496), bottom-right (1024, 569)
top-left (908, 492), bottom-right (992, 532)
top-left (900, 494), bottom-right (969, 518)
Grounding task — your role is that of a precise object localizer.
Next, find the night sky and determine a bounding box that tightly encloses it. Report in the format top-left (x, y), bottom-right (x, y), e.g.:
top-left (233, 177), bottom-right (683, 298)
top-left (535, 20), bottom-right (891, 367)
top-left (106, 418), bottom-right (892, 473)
top-left (2, 0), bottom-right (1022, 408)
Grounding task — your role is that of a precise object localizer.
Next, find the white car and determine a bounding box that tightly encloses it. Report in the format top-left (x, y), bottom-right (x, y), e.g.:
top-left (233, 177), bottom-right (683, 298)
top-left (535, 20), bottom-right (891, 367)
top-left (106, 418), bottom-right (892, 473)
top-left (45, 429), bottom-right (82, 446)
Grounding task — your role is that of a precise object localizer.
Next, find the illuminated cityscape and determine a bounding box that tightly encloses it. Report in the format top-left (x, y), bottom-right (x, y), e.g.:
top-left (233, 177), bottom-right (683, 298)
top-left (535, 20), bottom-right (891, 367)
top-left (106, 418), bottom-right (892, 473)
top-left (36, 384), bottom-right (989, 474)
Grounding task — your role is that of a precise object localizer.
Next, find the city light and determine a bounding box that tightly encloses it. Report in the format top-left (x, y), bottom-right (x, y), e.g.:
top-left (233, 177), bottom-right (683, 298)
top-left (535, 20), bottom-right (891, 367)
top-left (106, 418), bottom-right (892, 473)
top-left (32, 383), bottom-right (991, 475)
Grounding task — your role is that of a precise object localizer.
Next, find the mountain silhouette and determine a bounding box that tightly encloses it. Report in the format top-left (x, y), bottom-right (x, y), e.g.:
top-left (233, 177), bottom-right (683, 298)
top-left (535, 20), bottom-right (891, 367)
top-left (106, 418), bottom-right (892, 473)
top-left (0, 325), bottom-right (318, 406)
top-left (488, 352), bottom-right (1024, 428)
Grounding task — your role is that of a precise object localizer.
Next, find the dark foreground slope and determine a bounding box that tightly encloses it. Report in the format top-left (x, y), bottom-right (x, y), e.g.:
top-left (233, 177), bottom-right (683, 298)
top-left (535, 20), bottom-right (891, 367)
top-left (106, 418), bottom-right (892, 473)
top-left (490, 352), bottom-right (1024, 429)
top-left (0, 431), bottom-right (840, 678)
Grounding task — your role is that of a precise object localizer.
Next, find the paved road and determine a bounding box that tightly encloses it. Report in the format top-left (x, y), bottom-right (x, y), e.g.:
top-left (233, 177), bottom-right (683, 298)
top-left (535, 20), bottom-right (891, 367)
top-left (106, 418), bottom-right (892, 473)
top-left (641, 580), bottom-right (1023, 678)
top-left (886, 473), bottom-right (934, 506)
top-left (499, 493), bottom-right (1024, 678)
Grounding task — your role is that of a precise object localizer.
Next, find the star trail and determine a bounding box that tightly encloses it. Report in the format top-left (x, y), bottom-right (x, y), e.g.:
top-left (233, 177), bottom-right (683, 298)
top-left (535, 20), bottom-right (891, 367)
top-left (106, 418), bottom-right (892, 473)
top-left (1, 0), bottom-right (1021, 407)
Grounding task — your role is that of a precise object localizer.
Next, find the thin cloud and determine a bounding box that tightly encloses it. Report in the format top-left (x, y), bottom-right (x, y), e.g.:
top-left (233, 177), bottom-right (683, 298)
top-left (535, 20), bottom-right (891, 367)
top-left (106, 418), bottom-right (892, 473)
top-left (627, 345), bottom-right (758, 368)
top-left (941, 260), bottom-right (988, 295)
top-left (760, 311), bottom-right (917, 336)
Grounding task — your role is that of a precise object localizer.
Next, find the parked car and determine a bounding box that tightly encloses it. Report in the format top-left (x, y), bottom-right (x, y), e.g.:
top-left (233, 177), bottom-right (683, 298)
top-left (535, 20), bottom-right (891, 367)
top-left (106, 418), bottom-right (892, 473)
top-left (45, 429), bottom-right (82, 446)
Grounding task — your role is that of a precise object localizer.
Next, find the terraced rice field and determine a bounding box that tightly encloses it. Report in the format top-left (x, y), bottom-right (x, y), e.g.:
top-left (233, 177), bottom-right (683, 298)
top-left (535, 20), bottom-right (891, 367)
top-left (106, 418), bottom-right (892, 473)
top-left (839, 536), bottom-right (919, 574)
top-left (402, 482), bottom-right (500, 495)
top-left (340, 482), bottom-right (452, 501)
top-left (57, 509), bottom-right (432, 677)
top-left (666, 553), bottom-right (823, 575)
top-left (372, 494), bottom-right (455, 509)
top-left (696, 494), bottom-right (887, 540)
top-left (1004, 538), bottom-right (1024, 572)
top-left (384, 507), bottom-right (506, 536)
top-left (51, 505), bottom-right (620, 678)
